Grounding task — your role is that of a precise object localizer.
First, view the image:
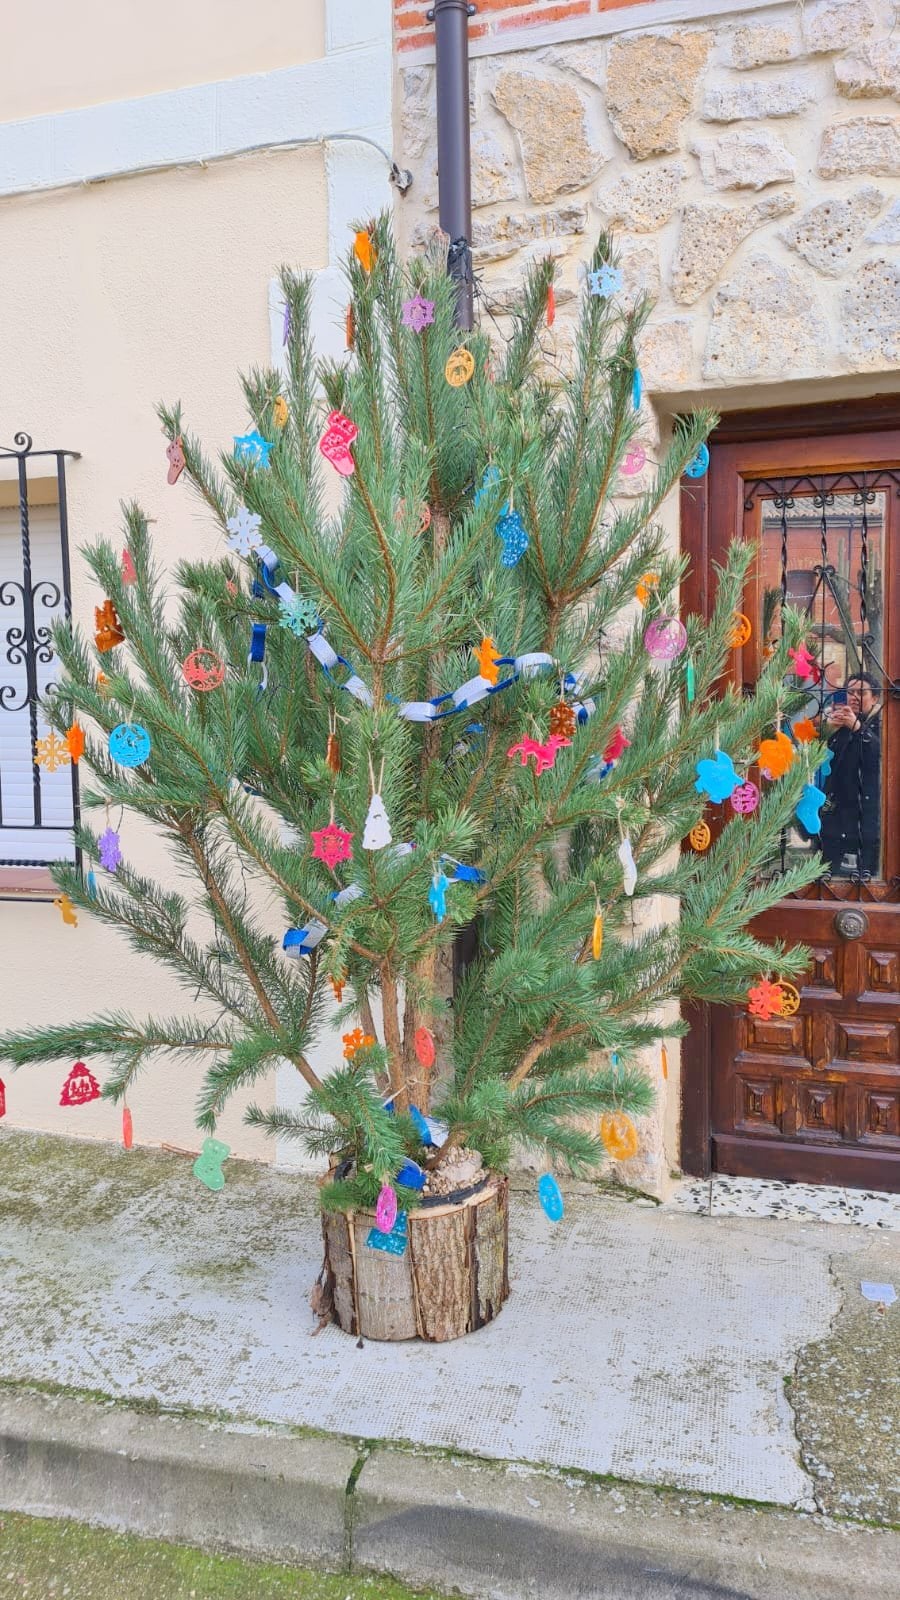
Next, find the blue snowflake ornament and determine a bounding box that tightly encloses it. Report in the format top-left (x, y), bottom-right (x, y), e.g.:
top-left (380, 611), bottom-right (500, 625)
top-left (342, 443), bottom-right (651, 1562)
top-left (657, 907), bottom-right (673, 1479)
top-left (796, 782), bottom-right (827, 835)
top-left (684, 443), bottom-right (710, 480)
top-left (589, 264), bottom-right (623, 298)
top-left (233, 430), bottom-right (273, 470)
top-left (496, 508), bottom-right (529, 567)
top-left (695, 750), bottom-right (740, 804)
top-left (278, 592), bottom-right (319, 637)
top-left (474, 464), bottom-right (502, 508)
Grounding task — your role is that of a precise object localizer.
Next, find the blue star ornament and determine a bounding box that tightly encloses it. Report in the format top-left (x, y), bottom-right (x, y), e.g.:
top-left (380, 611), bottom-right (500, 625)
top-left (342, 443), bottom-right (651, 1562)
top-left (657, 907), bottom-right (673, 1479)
top-left (684, 442), bottom-right (710, 480)
top-left (796, 782), bottom-right (827, 835)
top-left (589, 264), bottom-right (623, 298)
top-left (495, 509), bottom-right (529, 567)
top-left (233, 429), bottom-right (273, 469)
top-left (695, 750), bottom-right (740, 804)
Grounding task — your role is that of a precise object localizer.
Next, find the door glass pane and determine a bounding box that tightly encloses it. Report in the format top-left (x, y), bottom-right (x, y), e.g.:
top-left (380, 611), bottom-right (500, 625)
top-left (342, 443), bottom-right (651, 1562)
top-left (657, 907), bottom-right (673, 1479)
top-left (758, 491), bottom-right (885, 882)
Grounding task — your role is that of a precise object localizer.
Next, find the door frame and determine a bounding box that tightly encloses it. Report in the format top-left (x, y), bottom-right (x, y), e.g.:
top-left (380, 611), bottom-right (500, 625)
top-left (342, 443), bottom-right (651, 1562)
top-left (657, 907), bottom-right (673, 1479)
top-left (679, 393), bottom-right (900, 1179)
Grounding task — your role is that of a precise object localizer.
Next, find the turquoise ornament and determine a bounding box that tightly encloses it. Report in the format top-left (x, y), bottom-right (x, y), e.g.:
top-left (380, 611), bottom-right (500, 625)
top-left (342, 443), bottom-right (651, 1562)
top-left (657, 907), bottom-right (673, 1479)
top-left (109, 722), bottom-right (151, 767)
top-left (366, 1211), bottom-right (408, 1256)
top-left (684, 443), bottom-right (710, 479)
top-left (685, 656), bottom-right (696, 704)
top-left (695, 751), bottom-right (740, 804)
top-left (796, 782), bottom-right (827, 835)
top-left (632, 368), bottom-right (642, 410)
top-left (538, 1173), bottom-right (564, 1222)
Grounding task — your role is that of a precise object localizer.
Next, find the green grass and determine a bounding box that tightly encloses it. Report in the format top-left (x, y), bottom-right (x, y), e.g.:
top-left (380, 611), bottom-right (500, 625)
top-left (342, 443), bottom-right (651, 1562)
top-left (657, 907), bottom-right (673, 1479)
top-left (0, 1513), bottom-right (449, 1600)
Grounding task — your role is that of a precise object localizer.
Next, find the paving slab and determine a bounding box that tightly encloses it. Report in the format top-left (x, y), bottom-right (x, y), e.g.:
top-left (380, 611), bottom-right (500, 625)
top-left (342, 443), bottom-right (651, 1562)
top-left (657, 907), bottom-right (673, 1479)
top-left (0, 1130), bottom-right (850, 1509)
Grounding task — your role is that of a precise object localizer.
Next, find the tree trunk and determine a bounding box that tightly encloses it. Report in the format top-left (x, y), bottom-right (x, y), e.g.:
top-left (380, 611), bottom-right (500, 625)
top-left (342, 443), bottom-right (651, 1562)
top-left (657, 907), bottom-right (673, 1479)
top-left (321, 1174), bottom-right (509, 1342)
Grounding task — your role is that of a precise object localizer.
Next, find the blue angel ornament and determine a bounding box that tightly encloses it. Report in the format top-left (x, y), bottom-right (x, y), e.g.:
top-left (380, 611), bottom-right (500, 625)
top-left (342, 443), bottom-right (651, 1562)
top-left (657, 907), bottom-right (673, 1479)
top-left (695, 750), bottom-right (740, 804)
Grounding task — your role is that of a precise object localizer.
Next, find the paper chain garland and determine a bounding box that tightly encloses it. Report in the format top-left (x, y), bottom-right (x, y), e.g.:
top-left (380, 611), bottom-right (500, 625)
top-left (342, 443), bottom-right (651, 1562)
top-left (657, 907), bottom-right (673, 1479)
top-left (251, 541), bottom-right (598, 727)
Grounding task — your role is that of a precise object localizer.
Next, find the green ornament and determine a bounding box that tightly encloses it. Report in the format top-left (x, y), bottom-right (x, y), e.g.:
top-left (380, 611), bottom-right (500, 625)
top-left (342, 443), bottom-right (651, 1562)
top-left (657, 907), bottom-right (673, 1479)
top-left (685, 656), bottom-right (696, 704)
top-left (193, 1137), bottom-right (231, 1191)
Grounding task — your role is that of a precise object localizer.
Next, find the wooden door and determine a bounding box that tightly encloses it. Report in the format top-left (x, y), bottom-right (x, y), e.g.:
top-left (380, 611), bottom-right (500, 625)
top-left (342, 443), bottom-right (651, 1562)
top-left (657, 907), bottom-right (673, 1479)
top-left (682, 414), bottom-right (900, 1192)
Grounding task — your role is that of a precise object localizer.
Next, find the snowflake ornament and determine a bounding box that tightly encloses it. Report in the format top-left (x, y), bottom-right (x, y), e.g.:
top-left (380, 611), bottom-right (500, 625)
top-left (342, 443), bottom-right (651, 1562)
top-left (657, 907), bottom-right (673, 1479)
top-left (35, 731), bottom-right (71, 773)
top-left (226, 506), bottom-right (263, 557)
top-left (589, 264), bottom-right (623, 298)
top-left (401, 295), bottom-right (435, 333)
top-left (747, 979), bottom-right (785, 1021)
top-left (311, 822), bottom-right (354, 871)
top-left (233, 430), bottom-right (273, 469)
top-left (278, 592), bottom-right (319, 637)
top-left (97, 827), bottom-right (122, 871)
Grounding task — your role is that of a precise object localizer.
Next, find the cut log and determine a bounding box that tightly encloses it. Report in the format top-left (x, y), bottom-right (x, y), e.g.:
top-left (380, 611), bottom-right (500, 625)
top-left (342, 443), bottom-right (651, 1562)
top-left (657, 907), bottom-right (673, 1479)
top-left (321, 1174), bottom-right (510, 1342)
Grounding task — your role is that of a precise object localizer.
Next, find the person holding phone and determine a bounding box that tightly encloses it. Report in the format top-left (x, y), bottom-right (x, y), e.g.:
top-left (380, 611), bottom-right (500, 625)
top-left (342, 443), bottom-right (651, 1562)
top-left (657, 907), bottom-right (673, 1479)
top-left (820, 672), bottom-right (882, 877)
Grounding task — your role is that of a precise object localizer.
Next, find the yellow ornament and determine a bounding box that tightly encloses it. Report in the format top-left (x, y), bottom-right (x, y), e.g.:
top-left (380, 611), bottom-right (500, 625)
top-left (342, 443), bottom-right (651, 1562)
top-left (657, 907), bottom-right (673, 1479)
top-left (273, 395), bottom-right (289, 430)
top-left (778, 982), bottom-right (801, 1017)
top-left (35, 731), bottom-right (71, 773)
top-left (689, 820), bottom-right (711, 852)
top-left (600, 1110), bottom-right (639, 1162)
top-left (54, 894), bottom-right (78, 927)
top-left (445, 347), bottom-right (475, 388)
top-left (592, 910), bottom-right (603, 961)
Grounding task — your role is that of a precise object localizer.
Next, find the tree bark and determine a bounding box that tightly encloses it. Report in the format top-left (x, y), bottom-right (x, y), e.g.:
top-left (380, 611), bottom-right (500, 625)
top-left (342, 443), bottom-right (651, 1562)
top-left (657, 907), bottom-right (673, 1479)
top-left (321, 1175), bottom-right (510, 1342)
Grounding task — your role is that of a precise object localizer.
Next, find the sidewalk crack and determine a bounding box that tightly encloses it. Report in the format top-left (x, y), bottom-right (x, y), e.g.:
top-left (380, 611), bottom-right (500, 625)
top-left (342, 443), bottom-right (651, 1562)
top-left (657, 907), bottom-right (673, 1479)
top-left (344, 1442), bottom-right (373, 1572)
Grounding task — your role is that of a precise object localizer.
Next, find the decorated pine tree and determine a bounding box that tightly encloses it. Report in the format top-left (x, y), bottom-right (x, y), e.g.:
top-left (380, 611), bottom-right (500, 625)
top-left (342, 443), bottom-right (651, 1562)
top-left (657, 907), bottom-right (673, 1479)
top-left (1, 223), bottom-right (821, 1340)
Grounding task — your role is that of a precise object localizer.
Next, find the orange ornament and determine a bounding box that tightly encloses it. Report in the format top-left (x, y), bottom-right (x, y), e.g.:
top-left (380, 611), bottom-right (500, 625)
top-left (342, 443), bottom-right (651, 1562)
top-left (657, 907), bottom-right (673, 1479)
top-left (600, 1110), bottom-right (639, 1162)
top-left (66, 723), bottom-right (85, 763)
top-left (729, 613), bottom-right (752, 648)
top-left (326, 732), bottom-right (341, 775)
top-left (354, 230), bottom-right (375, 273)
top-left (758, 730), bottom-right (796, 779)
top-left (331, 975), bottom-right (345, 1003)
top-left (122, 1106), bottom-right (134, 1150)
top-left (473, 635), bottom-right (502, 685)
top-left (546, 284), bottom-right (556, 327)
top-left (792, 718), bottom-right (817, 744)
top-left (689, 820), bottom-right (711, 852)
top-left (661, 1043), bottom-right (669, 1081)
top-left (94, 599), bottom-right (124, 653)
top-left (747, 978), bottom-right (785, 1020)
top-left (549, 702), bottom-right (577, 740)
top-left (591, 910), bottom-right (603, 961)
top-left (273, 395), bottom-right (289, 430)
top-left (635, 571), bottom-right (659, 606)
top-left (342, 1028), bottom-right (375, 1060)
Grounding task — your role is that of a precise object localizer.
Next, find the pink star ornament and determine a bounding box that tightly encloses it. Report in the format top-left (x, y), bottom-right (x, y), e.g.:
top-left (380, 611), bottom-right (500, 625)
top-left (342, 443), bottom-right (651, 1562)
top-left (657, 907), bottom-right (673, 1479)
top-left (311, 822), bottom-right (354, 871)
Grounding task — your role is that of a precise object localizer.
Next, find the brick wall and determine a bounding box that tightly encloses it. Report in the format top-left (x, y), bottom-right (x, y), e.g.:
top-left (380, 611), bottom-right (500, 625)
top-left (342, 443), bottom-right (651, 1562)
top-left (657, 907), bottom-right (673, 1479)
top-left (395, 0), bottom-right (641, 54)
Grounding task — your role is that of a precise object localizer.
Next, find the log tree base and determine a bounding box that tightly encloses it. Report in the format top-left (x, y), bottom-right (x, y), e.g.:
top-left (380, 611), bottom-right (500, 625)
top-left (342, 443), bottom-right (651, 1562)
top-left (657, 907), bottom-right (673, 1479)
top-left (321, 1174), bottom-right (510, 1342)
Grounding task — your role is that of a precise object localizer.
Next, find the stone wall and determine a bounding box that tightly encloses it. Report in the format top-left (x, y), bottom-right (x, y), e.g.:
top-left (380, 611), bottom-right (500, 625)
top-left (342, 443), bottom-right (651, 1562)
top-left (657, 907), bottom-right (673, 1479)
top-left (399, 0), bottom-right (900, 398)
top-left (396, 0), bottom-right (900, 1196)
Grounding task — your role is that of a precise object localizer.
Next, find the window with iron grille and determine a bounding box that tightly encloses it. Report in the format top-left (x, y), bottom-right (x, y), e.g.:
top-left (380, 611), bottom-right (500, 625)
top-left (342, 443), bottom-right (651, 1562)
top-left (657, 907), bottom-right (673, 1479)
top-left (0, 432), bottom-right (80, 887)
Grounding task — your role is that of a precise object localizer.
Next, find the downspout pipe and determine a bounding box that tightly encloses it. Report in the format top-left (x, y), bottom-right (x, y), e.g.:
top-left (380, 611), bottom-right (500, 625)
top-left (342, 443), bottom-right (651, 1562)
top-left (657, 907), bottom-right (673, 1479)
top-left (428, 0), bottom-right (476, 330)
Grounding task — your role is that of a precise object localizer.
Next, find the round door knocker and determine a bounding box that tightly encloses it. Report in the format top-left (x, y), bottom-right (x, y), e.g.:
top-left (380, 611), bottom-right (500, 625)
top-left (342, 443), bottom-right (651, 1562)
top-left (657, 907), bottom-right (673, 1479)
top-left (834, 908), bottom-right (868, 941)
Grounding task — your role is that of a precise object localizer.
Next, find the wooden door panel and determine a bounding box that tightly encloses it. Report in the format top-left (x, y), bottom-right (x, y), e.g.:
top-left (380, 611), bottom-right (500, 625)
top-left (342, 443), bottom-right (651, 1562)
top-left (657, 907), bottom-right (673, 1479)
top-left (682, 420), bottom-right (900, 1192)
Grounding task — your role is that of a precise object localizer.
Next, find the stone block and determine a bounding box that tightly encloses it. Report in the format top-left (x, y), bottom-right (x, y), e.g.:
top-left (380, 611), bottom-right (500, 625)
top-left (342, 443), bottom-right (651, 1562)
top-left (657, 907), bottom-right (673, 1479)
top-left (835, 42), bottom-right (900, 100)
top-left (702, 76), bottom-right (816, 123)
top-left (804, 0), bottom-right (877, 55)
top-left (416, 126), bottom-right (522, 213)
top-left (725, 21), bottom-right (803, 70)
top-left (868, 198), bottom-right (900, 243)
top-left (638, 318), bottom-right (695, 391)
top-left (606, 31), bottom-right (712, 159)
top-left (471, 203), bottom-right (587, 264)
top-left (842, 258), bottom-right (900, 368)
top-left (492, 70), bottom-right (601, 203)
top-left (596, 160), bottom-right (686, 230)
top-left (672, 195), bottom-right (796, 305)
top-left (616, 237), bottom-right (661, 313)
top-left (692, 128), bottom-right (796, 191)
top-left (781, 188), bottom-right (885, 277)
top-left (819, 117), bottom-right (900, 177)
top-left (704, 254), bottom-right (828, 381)
top-left (543, 41), bottom-right (605, 89)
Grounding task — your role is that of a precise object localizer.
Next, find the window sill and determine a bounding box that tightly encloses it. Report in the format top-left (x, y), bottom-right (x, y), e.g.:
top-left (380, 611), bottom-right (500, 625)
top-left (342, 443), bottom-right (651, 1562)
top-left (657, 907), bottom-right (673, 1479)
top-left (0, 867), bottom-right (59, 901)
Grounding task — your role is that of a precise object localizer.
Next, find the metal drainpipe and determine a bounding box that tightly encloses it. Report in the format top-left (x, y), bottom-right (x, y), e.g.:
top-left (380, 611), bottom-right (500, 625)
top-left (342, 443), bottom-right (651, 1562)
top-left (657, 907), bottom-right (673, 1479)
top-left (427, 0), bottom-right (476, 330)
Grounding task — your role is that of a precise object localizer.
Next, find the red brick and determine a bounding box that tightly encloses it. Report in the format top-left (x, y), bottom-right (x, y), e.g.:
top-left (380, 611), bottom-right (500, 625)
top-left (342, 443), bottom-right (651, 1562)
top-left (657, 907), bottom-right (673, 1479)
top-left (397, 28), bottom-right (435, 50)
top-left (496, 1), bottom-right (591, 29)
top-left (395, 7), bottom-right (432, 29)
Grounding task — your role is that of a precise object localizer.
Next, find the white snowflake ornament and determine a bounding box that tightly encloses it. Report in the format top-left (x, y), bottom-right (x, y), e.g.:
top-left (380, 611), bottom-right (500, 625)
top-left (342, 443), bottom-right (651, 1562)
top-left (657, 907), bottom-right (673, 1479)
top-left (226, 506), bottom-right (262, 557)
top-left (363, 792), bottom-right (392, 852)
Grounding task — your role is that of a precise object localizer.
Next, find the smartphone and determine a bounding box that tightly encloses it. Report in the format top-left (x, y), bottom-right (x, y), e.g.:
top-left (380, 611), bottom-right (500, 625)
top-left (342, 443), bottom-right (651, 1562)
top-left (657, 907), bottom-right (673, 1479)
top-left (832, 689), bottom-right (848, 706)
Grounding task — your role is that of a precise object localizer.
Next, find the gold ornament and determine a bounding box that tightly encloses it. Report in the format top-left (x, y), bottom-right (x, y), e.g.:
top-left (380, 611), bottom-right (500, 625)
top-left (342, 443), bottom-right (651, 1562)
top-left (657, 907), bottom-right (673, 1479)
top-left (689, 820), bottom-right (711, 852)
top-left (445, 347), bottom-right (475, 388)
top-left (35, 731), bottom-right (71, 773)
top-left (778, 982), bottom-right (801, 1017)
top-left (600, 1110), bottom-right (639, 1161)
top-left (273, 395), bottom-right (289, 430)
top-left (729, 612), bottom-right (752, 648)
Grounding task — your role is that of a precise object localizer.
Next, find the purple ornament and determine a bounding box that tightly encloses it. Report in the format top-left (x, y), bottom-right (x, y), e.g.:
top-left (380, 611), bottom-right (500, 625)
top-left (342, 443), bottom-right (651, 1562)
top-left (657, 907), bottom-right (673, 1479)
top-left (98, 827), bottom-right (122, 871)
top-left (401, 295), bottom-right (436, 333)
top-left (644, 617), bottom-right (688, 661)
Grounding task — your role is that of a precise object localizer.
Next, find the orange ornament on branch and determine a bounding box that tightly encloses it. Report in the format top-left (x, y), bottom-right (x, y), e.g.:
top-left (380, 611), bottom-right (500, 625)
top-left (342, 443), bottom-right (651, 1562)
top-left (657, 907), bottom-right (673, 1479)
top-left (600, 1111), bottom-right (639, 1162)
top-left (747, 978), bottom-right (785, 1020)
top-left (94, 599), bottom-right (124, 653)
top-left (792, 718), bottom-right (817, 744)
top-left (758, 730), bottom-right (795, 779)
top-left (549, 702), bottom-right (576, 740)
top-left (729, 612), bottom-right (752, 648)
top-left (342, 1028), bottom-right (375, 1060)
